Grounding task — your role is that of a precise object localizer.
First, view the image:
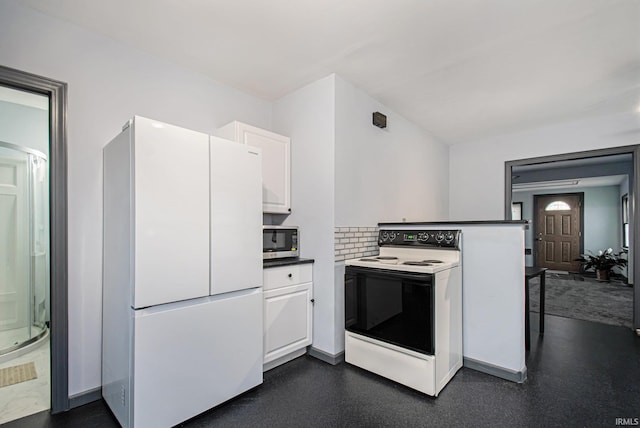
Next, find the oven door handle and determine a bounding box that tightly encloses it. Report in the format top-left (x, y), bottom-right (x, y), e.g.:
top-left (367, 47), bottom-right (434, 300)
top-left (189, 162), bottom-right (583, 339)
top-left (345, 266), bottom-right (433, 282)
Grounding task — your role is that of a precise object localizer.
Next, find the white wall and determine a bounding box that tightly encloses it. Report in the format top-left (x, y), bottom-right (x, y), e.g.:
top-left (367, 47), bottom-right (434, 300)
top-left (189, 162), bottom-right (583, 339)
top-left (513, 185), bottom-right (622, 266)
top-left (449, 112), bottom-right (640, 220)
top-left (272, 74), bottom-right (451, 357)
top-left (583, 186), bottom-right (622, 253)
top-left (331, 76), bottom-right (450, 354)
top-left (0, 1), bottom-right (272, 396)
top-left (272, 75), bottom-right (338, 355)
top-left (334, 75), bottom-right (449, 225)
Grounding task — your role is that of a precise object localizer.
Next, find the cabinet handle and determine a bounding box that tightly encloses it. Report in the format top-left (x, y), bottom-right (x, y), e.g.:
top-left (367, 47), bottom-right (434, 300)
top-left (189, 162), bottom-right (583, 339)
top-left (288, 273), bottom-right (292, 278)
top-left (310, 299), bottom-right (315, 304)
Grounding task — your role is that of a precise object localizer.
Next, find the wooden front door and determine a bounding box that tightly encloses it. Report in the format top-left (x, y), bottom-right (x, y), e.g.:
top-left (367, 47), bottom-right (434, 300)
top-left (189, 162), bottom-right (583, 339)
top-left (534, 193), bottom-right (583, 272)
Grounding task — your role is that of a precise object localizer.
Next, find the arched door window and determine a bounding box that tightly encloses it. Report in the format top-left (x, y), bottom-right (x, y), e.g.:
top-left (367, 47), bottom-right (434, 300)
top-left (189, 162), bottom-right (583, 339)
top-left (545, 201), bottom-right (570, 211)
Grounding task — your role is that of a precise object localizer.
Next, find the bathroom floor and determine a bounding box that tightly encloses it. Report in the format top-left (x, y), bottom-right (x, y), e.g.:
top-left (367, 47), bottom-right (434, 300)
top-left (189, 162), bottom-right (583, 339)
top-left (0, 334), bottom-right (50, 424)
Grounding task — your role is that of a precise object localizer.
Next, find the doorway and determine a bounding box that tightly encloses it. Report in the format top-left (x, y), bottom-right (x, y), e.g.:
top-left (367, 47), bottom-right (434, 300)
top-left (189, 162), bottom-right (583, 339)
top-left (0, 86), bottom-right (51, 423)
top-left (505, 146), bottom-right (639, 332)
top-left (0, 65), bottom-right (68, 414)
top-left (533, 192), bottom-right (583, 272)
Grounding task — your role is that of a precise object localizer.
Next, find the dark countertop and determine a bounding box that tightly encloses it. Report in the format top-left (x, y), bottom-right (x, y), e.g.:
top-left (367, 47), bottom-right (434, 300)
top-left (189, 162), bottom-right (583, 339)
top-left (378, 220), bottom-right (529, 226)
top-left (263, 257), bottom-right (315, 268)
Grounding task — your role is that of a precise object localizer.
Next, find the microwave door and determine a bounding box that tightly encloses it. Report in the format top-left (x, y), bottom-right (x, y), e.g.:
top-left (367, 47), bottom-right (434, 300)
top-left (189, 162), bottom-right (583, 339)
top-left (263, 227), bottom-right (299, 259)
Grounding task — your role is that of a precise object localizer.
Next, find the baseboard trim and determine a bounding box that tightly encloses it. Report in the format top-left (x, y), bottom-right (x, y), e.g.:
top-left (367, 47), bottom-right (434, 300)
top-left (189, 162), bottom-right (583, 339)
top-left (69, 386), bottom-right (102, 409)
top-left (463, 357), bottom-right (527, 383)
top-left (308, 347), bottom-right (344, 365)
top-left (264, 348), bottom-right (307, 372)
top-left (69, 387), bottom-right (102, 409)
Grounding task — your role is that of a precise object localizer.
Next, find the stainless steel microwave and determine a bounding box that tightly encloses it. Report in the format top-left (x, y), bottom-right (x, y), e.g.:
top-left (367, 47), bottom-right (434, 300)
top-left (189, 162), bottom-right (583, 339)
top-left (263, 226), bottom-right (299, 259)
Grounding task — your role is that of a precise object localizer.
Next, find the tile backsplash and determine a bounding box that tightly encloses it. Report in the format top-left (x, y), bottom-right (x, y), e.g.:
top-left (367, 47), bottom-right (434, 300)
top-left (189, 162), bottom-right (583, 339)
top-left (334, 227), bottom-right (379, 262)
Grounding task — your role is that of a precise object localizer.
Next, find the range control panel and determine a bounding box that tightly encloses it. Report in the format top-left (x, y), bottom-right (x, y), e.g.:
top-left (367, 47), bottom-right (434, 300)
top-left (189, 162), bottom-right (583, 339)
top-left (378, 229), bottom-right (461, 249)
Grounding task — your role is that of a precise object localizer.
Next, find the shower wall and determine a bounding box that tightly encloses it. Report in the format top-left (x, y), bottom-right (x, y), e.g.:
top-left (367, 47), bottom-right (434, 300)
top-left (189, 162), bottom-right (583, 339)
top-left (0, 144), bottom-right (49, 353)
top-left (0, 148), bottom-right (29, 333)
top-left (0, 99), bottom-right (49, 154)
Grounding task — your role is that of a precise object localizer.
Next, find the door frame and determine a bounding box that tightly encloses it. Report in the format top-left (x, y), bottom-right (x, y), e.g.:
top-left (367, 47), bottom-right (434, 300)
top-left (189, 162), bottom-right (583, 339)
top-left (0, 65), bottom-right (69, 413)
top-left (505, 145), bottom-right (640, 332)
top-left (532, 192), bottom-right (584, 272)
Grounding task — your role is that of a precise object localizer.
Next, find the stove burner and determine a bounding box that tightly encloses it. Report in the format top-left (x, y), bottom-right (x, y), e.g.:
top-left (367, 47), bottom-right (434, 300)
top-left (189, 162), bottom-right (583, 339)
top-left (358, 258), bottom-right (378, 262)
top-left (376, 256), bottom-right (399, 265)
top-left (403, 261), bottom-right (434, 266)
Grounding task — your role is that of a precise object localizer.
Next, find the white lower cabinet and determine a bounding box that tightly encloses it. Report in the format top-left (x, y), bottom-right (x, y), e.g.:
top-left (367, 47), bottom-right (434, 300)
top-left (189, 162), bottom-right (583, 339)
top-left (263, 264), bottom-right (313, 370)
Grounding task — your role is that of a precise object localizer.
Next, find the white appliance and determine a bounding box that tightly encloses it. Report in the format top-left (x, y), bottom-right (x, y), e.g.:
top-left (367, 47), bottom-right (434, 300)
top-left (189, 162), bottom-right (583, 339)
top-left (102, 116), bottom-right (263, 427)
top-left (344, 229), bottom-right (462, 397)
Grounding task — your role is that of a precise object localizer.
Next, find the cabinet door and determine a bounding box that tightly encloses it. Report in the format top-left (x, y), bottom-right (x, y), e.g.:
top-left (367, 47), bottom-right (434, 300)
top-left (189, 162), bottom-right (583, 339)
top-left (133, 116), bottom-right (210, 308)
top-left (237, 123), bottom-right (290, 214)
top-left (264, 283), bottom-right (312, 363)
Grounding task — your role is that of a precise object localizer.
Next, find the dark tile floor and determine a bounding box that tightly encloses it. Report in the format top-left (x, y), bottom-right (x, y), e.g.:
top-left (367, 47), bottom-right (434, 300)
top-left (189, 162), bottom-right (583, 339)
top-left (5, 313), bottom-right (640, 428)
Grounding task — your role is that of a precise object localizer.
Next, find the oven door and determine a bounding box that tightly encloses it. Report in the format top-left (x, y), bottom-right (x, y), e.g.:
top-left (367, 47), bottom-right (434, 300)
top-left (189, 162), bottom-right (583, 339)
top-left (345, 266), bottom-right (434, 355)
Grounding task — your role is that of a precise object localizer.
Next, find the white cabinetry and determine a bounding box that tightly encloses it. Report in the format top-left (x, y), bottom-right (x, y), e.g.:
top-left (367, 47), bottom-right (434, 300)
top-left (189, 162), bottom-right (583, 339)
top-left (217, 121), bottom-right (291, 214)
top-left (263, 263), bottom-right (313, 370)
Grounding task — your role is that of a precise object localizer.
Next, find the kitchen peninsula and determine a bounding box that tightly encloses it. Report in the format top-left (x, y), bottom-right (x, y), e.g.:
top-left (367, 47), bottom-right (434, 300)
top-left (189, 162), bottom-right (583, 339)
top-left (377, 220), bottom-right (529, 382)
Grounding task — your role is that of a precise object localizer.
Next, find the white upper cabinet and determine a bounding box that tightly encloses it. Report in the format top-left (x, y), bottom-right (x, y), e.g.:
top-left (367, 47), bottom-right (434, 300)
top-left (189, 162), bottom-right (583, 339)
top-left (217, 121), bottom-right (291, 214)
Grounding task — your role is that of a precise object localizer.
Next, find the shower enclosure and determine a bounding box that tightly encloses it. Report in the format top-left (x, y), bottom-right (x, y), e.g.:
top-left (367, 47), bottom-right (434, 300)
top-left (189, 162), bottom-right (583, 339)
top-left (0, 140), bottom-right (49, 356)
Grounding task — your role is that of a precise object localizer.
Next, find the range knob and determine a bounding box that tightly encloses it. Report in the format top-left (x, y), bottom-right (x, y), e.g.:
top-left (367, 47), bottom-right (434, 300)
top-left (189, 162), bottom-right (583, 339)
top-left (380, 231), bottom-right (389, 242)
top-left (444, 232), bottom-right (455, 243)
top-left (435, 232), bottom-right (445, 243)
top-left (389, 232), bottom-right (398, 241)
top-left (418, 232), bottom-right (429, 242)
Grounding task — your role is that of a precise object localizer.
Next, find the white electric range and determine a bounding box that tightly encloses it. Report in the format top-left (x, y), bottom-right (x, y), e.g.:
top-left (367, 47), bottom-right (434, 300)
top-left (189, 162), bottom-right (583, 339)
top-left (344, 228), bottom-right (463, 397)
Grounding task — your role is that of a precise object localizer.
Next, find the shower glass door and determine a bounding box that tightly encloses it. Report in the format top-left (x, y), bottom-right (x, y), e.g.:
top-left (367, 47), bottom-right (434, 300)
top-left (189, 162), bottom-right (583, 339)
top-left (0, 84), bottom-right (49, 355)
top-left (0, 147), bottom-right (30, 347)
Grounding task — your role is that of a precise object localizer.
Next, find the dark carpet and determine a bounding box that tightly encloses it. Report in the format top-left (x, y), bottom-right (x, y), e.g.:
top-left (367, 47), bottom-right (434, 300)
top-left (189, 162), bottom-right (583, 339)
top-left (528, 273), bottom-right (633, 328)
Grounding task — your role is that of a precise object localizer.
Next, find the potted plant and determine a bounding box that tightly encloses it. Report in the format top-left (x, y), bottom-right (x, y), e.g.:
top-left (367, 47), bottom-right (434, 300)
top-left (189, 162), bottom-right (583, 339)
top-left (576, 248), bottom-right (627, 281)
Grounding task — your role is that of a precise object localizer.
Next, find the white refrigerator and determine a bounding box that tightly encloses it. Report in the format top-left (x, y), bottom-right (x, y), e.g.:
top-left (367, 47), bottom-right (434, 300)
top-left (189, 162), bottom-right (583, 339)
top-left (102, 116), bottom-right (263, 428)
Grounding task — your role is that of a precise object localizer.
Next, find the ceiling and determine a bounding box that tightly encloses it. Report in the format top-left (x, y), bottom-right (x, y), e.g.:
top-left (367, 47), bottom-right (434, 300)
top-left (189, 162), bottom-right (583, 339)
top-left (512, 174), bottom-right (628, 192)
top-left (511, 153), bottom-right (632, 192)
top-left (21, 0), bottom-right (640, 144)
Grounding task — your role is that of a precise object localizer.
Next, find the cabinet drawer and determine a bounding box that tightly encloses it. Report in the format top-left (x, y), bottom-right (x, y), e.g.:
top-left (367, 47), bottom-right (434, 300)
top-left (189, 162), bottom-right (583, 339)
top-left (263, 264), bottom-right (312, 290)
